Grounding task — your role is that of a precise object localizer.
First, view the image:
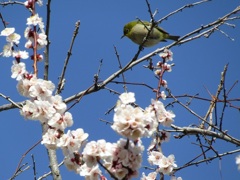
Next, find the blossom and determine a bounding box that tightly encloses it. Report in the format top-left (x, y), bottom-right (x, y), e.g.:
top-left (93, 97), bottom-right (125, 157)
top-left (151, 99), bottom-right (175, 127)
top-left (112, 93), bottom-right (159, 140)
top-left (32, 100), bottom-right (56, 122)
top-left (41, 129), bottom-right (61, 150)
top-left (0, 27), bottom-right (15, 36)
top-left (20, 100), bottom-right (39, 120)
top-left (25, 39), bottom-right (33, 49)
top-left (48, 112), bottom-right (73, 130)
top-left (112, 104), bottom-right (146, 140)
top-left (36, 0), bottom-right (43, 6)
top-left (50, 95), bottom-right (67, 113)
top-left (28, 79), bottom-right (55, 99)
top-left (236, 155), bottom-right (240, 170)
top-left (119, 92), bottom-right (136, 104)
top-left (82, 139), bottom-right (113, 167)
top-left (12, 50), bottom-right (29, 60)
top-left (148, 151), bottom-right (164, 165)
top-left (79, 163), bottom-right (102, 180)
top-left (27, 14), bottom-right (43, 26)
top-left (2, 43), bottom-right (13, 57)
top-left (37, 33), bottom-right (47, 47)
top-left (7, 32), bottom-right (21, 44)
top-left (26, 14), bottom-right (45, 33)
top-left (157, 154), bottom-right (177, 175)
top-left (17, 75), bottom-right (37, 97)
top-left (24, 27), bottom-right (34, 40)
top-left (141, 172), bottom-right (157, 180)
top-left (59, 128), bottom-right (89, 155)
top-left (108, 139), bottom-right (144, 179)
top-left (159, 49), bottom-right (173, 61)
top-left (160, 91), bottom-right (166, 100)
top-left (148, 150), bottom-right (177, 175)
top-left (163, 63), bottom-right (172, 72)
top-left (11, 61), bottom-right (26, 81)
top-left (154, 69), bottom-right (161, 76)
top-left (64, 154), bottom-right (81, 173)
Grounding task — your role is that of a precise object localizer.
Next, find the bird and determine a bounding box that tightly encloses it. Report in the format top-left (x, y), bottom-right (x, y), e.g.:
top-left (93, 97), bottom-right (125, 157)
top-left (121, 20), bottom-right (180, 47)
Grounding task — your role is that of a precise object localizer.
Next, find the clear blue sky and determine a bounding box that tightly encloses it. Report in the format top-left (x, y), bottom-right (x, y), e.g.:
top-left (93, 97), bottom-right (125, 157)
top-left (0, 1), bottom-right (240, 179)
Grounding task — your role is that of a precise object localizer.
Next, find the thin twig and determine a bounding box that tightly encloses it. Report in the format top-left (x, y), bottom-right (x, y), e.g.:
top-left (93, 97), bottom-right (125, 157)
top-left (157, 0), bottom-right (211, 24)
top-left (175, 148), bottom-right (240, 172)
top-left (113, 45), bottom-right (127, 92)
top-left (12, 139), bottom-right (41, 180)
top-left (0, 1), bottom-right (25, 6)
top-left (0, 93), bottom-right (22, 109)
top-left (37, 161), bottom-right (64, 180)
top-left (9, 163), bottom-right (30, 180)
top-left (56, 21), bottom-right (81, 94)
top-left (31, 154), bottom-right (37, 180)
top-left (44, 0), bottom-right (52, 81)
top-left (201, 64), bottom-right (228, 130)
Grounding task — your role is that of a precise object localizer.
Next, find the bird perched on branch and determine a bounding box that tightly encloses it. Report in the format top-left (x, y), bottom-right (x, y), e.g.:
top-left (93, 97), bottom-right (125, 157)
top-left (122, 20), bottom-right (180, 47)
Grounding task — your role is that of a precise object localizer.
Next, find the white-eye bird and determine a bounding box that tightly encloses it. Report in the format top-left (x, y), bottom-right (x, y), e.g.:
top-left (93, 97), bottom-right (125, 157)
top-left (122, 20), bottom-right (180, 47)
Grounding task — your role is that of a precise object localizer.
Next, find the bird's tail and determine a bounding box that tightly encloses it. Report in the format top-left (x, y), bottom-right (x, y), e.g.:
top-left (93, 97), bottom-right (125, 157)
top-left (168, 35), bottom-right (180, 41)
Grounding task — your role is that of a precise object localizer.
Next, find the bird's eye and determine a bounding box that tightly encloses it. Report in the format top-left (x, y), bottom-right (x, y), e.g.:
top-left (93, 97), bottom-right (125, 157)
top-left (124, 28), bottom-right (129, 35)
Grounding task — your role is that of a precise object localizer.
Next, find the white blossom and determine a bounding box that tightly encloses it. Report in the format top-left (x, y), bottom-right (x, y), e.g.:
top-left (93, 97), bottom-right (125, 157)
top-left (28, 79), bottom-right (55, 99)
top-left (11, 61), bottom-right (26, 81)
top-left (7, 33), bottom-right (21, 44)
top-left (59, 128), bottom-right (88, 155)
top-left (159, 49), bottom-right (173, 61)
top-left (27, 14), bottom-right (43, 26)
top-left (148, 151), bottom-right (164, 165)
top-left (79, 163), bottom-right (101, 180)
top-left (141, 172), bottom-right (157, 180)
top-left (12, 50), bottom-right (29, 59)
top-left (0, 27), bottom-right (15, 36)
top-left (2, 43), bottom-right (13, 57)
top-left (119, 92), bottom-right (136, 104)
top-left (20, 100), bottom-right (39, 120)
top-left (37, 33), bottom-right (47, 48)
top-left (151, 99), bottom-right (175, 127)
top-left (108, 138), bottom-right (143, 179)
top-left (48, 112), bottom-right (73, 130)
top-left (50, 95), bottom-right (67, 113)
top-left (236, 155), bottom-right (240, 170)
top-left (41, 129), bottom-right (61, 150)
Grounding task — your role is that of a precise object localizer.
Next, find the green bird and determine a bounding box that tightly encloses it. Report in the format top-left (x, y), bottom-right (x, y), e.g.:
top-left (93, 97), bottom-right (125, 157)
top-left (122, 20), bottom-right (180, 47)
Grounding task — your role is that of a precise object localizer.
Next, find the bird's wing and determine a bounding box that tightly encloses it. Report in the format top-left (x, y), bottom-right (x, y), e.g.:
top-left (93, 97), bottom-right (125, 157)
top-left (155, 26), bottom-right (169, 35)
top-left (138, 20), bottom-right (170, 35)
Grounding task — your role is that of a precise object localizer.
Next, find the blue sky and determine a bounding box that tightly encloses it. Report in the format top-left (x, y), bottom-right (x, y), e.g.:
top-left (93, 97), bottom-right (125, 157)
top-left (0, 0), bottom-right (240, 180)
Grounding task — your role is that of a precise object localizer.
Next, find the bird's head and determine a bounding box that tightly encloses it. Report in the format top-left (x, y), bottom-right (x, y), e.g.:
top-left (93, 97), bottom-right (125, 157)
top-left (121, 21), bottom-right (138, 39)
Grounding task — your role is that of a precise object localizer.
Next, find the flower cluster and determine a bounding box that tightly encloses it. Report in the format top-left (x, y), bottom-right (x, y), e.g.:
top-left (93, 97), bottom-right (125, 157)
top-left (80, 138), bottom-right (144, 179)
top-left (1, 4), bottom-right (90, 178)
top-left (148, 150), bottom-right (177, 175)
top-left (112, 92), bottom-right (158, 140)
top-left (1, 28), bottom-right (25, 58)
top-left (112, 92), bottom-right (175, 140)
top-left (24, 14), bottom-right (46, 61)
top-left (154, 48), bottom-right (174, 99)
top-left (148, 99), bottom-right (175, 127)
top-left (109, 139), bottom-right (144, 179)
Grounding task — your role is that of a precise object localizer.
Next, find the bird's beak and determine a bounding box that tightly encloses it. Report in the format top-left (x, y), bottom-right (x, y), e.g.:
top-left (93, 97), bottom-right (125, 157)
top-left (121, 34), bottom-right (125, 39)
